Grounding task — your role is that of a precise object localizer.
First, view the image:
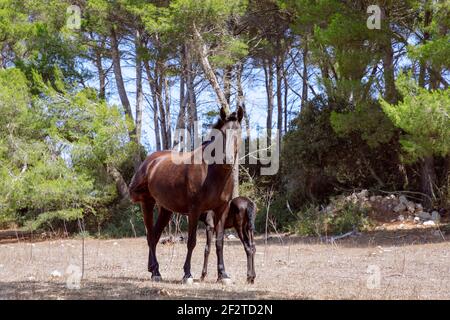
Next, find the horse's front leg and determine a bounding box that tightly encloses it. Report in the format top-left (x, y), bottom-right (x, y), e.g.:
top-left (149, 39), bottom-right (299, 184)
top-left (182, 211), bottom-right (200, 284)
top-left (215, 204), bottom-right (231, 284)
top-left (201, 216), bottom-right (214, 281)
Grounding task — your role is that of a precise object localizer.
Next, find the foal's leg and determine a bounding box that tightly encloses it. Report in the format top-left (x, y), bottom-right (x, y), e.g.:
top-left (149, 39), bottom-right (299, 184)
top-left (214, 204), bottom-right (231, 283)
top-left (150, 207), bottom-right (172, 281)
top-left (182, 211), bottom-right (200, 284)
top-left (201, 213), bottom-right (214, 281)
top-left (235, 210), bottom-right (256, 284)
top-left (141, 198), bottom-right (156, 275)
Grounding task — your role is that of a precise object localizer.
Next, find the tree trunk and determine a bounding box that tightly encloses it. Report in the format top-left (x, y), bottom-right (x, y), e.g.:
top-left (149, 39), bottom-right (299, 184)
top-left (236, 62), bottom-right (250, 140)
top-left (185, 44), bottom-right (198, 141)
top-left (174, 45), bottom-right (187, 146)
top-left (106, 164), bottom-right (130, 201)
top-left (421, 156), bottom-right (437, 209)
top-left (192, 24), bottom-right (230, 114)
top-left (163, 68), bottom-right (172, 148)
top-left (301, 39), bottom-right (309, 111)
top-left (382, 36), bottom-right (398, 103)
top-left (418, 5), bottom-right (436, 207)
top-left (418, 7), bottom-right (431, 88)
top-left (135, 30), bottom-right (144, 145)
top-left (223, 65), bottom-right (232, 106)
top-left (110, 26), bottom-right (134, 131)
top-left (276, 48), bottom-right (283, 136)
top-left (155, 63), bottom-right (169, 149)
top-left (264, 58), bottom-right (274, 145)
top-left (283, 62), bottom-right (288, 133)
top-left (94, 43), bottom-right (106, 100)
top-left (144, 60), bottom-right (162, 151)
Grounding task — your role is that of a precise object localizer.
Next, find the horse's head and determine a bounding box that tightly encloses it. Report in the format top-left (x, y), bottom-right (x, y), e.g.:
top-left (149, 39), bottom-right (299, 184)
top-left (213, 106), bottom-right (244, 166)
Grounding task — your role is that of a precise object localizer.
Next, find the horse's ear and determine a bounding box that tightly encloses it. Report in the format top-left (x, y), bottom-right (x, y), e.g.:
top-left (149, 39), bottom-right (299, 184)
top-left (220, 107), bottom-right (227, 121)
top-left (237, 106), bottom-right (244, 123)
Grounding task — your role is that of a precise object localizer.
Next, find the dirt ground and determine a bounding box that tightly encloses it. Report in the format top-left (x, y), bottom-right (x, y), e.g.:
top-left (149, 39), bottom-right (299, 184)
top-left (0, 227), bottom-right (449, 300)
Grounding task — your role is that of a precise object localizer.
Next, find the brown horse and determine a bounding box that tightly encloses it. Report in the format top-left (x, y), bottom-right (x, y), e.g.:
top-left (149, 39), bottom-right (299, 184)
top-left (129, 106), bottom-right (244, 284)
top-left (199, 196), bottom-right (257, 283)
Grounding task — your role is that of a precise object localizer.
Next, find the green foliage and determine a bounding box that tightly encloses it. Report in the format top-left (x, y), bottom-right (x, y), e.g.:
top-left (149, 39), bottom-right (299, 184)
top-left (25, 208), bottom-right (83, 231)
top-left (0, 67), bottom-right (134, 231)
top-left (330, 101), bottom-right (396, 148)
top-left (100, 204), bottom-right (146, 238)
top-left (381, 74), bottom-right (450, 161)
top-left (288, 198), bottom-right (372, 236)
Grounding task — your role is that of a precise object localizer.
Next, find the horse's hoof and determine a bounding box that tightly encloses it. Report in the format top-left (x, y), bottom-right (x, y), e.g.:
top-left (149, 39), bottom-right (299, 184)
top-left (200, 275), bottom-right (206, 282)
top-left (152, 275), bottom-right (162, 282)
top-left (219, 278), bottom-right (232, 286)
top-left (247, 277), bottom-right (255, 284)
top-left (182, 277), bottom-right (194, 285)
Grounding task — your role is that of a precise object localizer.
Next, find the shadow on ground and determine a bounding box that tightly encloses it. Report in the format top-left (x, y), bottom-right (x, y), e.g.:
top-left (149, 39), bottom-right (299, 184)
top-left (0, 279), bottom-right (285, 300)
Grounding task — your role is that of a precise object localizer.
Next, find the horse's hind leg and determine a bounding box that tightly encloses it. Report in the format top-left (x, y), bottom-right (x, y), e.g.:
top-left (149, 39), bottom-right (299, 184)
top-left (141, 197), bottom-right (156, 276)
top-left (150, 207), bottom-right (172, 281)
top-left (182, 211), bottom-right (200, 284)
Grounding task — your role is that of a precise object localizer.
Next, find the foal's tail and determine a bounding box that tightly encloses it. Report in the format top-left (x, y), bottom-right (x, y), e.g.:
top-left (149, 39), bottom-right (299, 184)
top-left (246, 201), bottom-right (257, 231)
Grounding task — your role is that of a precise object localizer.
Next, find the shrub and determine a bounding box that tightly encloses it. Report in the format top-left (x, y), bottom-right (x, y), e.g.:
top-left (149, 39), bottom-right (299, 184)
top-left (288, 196), bottom-right (373, 236)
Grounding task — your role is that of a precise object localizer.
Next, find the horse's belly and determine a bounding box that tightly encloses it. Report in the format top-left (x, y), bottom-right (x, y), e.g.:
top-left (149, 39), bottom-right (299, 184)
top-left (147, 160), bottom-right (194, 213)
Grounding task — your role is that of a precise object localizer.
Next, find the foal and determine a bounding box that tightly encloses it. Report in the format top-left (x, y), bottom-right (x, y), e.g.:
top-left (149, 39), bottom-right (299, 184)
top-left (199, 197), bottom-right (257, 283)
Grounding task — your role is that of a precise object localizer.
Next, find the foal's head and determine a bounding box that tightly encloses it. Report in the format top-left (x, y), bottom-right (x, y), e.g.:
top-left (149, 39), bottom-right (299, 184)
top-left (213, 106), bottom-right (244, 165)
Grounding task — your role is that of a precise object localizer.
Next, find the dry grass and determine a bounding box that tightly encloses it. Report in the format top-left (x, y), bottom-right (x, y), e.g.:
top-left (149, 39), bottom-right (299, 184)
top-left (0, 228), bottom-right (449, 300)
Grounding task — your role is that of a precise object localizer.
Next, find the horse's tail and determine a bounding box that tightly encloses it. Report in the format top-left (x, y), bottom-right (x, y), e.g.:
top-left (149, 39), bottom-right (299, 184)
top-left (128, 158), bottom-right (150, 202)
top-left (246, 201), bottom-right (257, 231)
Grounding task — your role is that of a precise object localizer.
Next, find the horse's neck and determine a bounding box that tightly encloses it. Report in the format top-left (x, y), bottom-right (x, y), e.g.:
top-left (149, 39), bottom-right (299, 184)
top-left (208, 163), bottom-right (234, 181)
top-left (192, 141), bottom-right (235, 184)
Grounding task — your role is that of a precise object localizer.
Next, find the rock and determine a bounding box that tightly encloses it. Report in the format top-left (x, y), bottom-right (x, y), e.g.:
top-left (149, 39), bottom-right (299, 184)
top-left (399, 195), bottom-right (408, 204)
top-left (407, 215), bottom-right (414, 222)
top-left (423, 220), bottom-right (435, 226)
top-left (398, 215), bottom-right (405, 222)
top-left (398, 223), bottom-right (406, 229)
top-left (414, 217), bottom-right (421, 224)
top-left (431, 211), bottom-right (440, 222)
top-left (50, 270), bottom-right (62, 278)
top-left (357, 189), bottom-right (369, 199)
top-left (406, 201), bottom-right (415, 213)
top-left (393, 203), bottom-right (406, 213)
top-left (369, 196), bottom-right (377, 202)
top-left (417, 211), bottom-right (432, 220)
top-left (415, 203), bottom-right (423, 211)
top-left (226, 234), bottom-right (237, 240)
